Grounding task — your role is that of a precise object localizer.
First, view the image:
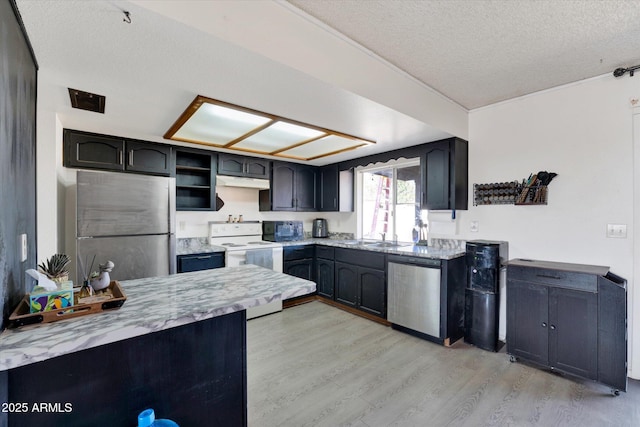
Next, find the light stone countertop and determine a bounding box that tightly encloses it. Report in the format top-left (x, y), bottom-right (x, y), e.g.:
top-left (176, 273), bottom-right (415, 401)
top-left (0, 265), bottom-right (315, 371)
top-left (279, 238), bottom-right (465, 260)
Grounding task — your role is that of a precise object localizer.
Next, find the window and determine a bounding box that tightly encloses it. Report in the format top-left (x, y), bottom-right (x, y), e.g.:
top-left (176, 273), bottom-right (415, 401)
top-left (359, 159), bottom-right (425, 242)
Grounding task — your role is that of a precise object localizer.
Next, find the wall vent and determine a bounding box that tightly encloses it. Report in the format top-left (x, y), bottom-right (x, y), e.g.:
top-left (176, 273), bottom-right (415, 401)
top-left (68, 88), bottom-right (105, 113)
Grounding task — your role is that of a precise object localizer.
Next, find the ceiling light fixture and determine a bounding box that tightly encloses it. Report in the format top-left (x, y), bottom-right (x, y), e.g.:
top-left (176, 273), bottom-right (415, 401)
top-left (164, 95), bottom-right (375, 161)
top-left (613, 64), bottom-right (639, 77)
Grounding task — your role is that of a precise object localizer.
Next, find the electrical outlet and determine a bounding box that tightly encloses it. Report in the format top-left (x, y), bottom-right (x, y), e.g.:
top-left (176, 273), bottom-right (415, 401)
top-left (20, 233), bottom-right (27, 262)
top-left (470, 221), bottom-right (479, 232)
top-left (606, 224), bottom-right (627, 238)
top-left (179, 221), bottom-right (186, 231)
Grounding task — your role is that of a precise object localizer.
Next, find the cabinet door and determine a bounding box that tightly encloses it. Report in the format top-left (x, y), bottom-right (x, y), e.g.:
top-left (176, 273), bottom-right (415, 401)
top-left (318, 164), bottom-right (339, 211)
top-left (421, 138), bottom-right (468, 210)
top-left (217, 153), bottom-right (245, 176)
top-left (506, 280), bottom-right (549, 366)
top-left (63, 129), bottom-right (124, 171)
top-left (423, 141), bottom-right (450, 210)
top-left (126, 140), bottom-right (171, 176)
top-left (295, 165), bottom-right (317, 211)
top-left (244, 158), bottom-right (269, 179)
top-left (549, 287), bottom-right (598, 379)
top-left (316, 259), bottom-right (335, 299)
top-left (358, 267), bottom-right (386, 317)
top-left (272, 162), bottom-right (296, 211)
top-left (285, 259), bottom-right (313, 281)
top-left (335, 262), bottom-right (358, 307)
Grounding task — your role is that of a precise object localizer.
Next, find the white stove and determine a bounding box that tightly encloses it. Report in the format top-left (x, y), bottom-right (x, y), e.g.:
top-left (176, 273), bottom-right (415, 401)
top-left (209, 221), bottom-right (284, 319)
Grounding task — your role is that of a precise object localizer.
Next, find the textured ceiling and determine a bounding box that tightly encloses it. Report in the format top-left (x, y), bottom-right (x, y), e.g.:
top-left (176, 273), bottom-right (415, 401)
top-left (12, 0), bottom-right (640, 165)
top-left (287, 0), bottom-right (640, 109)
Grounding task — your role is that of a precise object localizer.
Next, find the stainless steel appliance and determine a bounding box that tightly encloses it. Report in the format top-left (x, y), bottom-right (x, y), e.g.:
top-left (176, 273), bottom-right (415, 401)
top-left (312, 218), bottom-right (328, 238)
top-left (70, 170), bottom-right (176, 284)
top-left (262, 220), bottom-right (303, 242)
top-left (387, 255), bottom-right (441, 338)
top-left (209, 221), bottom-right (283, 319)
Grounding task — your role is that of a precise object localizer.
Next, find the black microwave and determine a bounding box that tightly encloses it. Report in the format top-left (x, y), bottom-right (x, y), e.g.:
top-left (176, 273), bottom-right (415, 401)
top-left (262, 221), bottom-right (303, 242)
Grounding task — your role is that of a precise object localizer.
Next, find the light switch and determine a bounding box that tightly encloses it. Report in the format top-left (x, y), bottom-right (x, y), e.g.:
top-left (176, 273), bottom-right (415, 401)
top-left (606, 224), bottom-right (627, 238)
top-left (20, 233), bottom-right (27, 262)
top-left (179, 221), bottom-right (186, 231)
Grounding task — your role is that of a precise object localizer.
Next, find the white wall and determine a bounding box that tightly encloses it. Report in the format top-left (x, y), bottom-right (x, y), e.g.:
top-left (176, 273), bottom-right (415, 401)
top-left (465, 74), bottom-right (640, 378)
top-left (176, 186), bottom-right (355, 239)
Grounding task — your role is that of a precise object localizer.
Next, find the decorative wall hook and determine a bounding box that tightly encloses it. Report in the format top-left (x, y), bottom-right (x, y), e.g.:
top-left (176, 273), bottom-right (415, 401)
top-left (123, 11), bottom-right (131, 24)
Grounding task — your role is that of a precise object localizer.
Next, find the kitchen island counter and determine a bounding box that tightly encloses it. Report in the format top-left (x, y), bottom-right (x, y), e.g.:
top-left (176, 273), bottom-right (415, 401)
top-left (0, 264), bottom-right (315, 371)
top-left (0, 265), bottom-right (315, 427)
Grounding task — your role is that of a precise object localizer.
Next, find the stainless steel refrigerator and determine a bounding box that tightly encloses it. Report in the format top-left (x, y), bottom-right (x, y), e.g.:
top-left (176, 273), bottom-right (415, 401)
top-left (71, 170), bottom-right (176, 284)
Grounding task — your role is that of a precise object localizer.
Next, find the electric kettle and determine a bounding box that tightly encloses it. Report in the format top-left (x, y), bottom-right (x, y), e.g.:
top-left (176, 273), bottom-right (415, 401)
top-left (312, 218), bottom-right (328, 238)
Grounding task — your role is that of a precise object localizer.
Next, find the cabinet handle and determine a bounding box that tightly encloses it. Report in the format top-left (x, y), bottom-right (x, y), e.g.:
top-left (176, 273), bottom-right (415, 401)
top-left (334, 197), bottom-right (337, 209)
top-left (541, 322), bottom-right (547, 328)
top-left (119, 150), bottom-right (124, 165)
top-left (128, 149), bottom-right (134, 166)
top-left (196, 256), bottom-right (211, 260)
top-left (550, 325), bottom-right (556, 330)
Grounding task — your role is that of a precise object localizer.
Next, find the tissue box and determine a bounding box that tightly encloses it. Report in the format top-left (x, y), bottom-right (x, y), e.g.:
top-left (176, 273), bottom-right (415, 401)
top-left (29, 281), bottom-right (74, 313)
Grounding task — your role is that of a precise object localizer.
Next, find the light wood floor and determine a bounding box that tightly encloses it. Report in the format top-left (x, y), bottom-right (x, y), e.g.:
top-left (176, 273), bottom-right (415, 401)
top-left (247, 301), bottom-right (640, 427)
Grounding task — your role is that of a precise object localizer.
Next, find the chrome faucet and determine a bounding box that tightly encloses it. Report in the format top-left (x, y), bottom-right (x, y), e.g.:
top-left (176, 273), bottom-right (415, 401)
top-left (380, 232), bottom-right (386, 242)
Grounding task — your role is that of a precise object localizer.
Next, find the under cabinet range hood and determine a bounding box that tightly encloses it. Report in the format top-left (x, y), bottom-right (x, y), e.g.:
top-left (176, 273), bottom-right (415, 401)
top-left (216, 175), bottom-right (270, 189)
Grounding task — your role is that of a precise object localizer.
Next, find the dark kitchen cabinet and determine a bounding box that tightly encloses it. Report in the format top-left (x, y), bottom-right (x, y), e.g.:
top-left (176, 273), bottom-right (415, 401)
top-left (421, 137), bottom-right (468, 210)
top-left (260, 162), bottom-right (318, 211)
top-left (125, 139), bottom-right (172, 176)
top-left (218, 153), bottom-right (269, 179)
top-left (334, 248), bottom-right (386, 318)
top-left (174, 148), bottom-right (218, 211)
top-left (507, 259), bottom-right (627, 394)
top-left (177, 252), bottom-right (225, 273)
top-left (63, 129), bottom-right (171, 176)
top-left (283, 245), bottom-right (314, 281)
top-left (318, 164), bottom-right (354, 212)
top-left (335, 262), bottom-right (358, 307)
top-left (315, 246), bottom-right (335, 299)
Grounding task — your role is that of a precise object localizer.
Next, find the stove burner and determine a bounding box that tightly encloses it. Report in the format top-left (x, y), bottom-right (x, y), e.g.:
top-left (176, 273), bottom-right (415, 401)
top-left (221, 243), bottom-right (247, 247)
top-left (247, 241), bottom-right (272, 245)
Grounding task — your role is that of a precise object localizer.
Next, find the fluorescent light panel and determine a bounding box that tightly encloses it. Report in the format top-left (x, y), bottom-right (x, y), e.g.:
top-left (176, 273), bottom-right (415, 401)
top-left (165, 95), bottom-right (374, 160)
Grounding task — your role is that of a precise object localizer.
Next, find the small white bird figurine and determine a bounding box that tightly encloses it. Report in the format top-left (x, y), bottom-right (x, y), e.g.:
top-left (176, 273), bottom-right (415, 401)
top-left (90, 260), bottom-right (115, 291)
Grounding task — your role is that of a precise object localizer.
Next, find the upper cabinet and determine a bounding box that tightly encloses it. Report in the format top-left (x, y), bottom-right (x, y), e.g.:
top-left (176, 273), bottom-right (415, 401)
top-left (174, 147), bottom-right (217, 211)
top-left (260, 161), bottom-right (317, 211)
top-left (217, 153), bottom-right (269, 179)
top-left (317, 164), bottom-right (354, 212)
top-left (421, 138), bottom-right (468, 210)
top-left (63, 129), bottom-right (171, 176)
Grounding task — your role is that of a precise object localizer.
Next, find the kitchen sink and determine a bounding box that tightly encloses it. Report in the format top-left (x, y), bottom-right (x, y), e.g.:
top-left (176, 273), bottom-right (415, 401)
top-left (341, 239), bottom-right (377, 245)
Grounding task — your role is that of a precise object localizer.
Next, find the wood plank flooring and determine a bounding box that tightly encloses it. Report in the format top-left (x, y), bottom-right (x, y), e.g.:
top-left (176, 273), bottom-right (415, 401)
top-left (247, 301), bottom-right (640, 427)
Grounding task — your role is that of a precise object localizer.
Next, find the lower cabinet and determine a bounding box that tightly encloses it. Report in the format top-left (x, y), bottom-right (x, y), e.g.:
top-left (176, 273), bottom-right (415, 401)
top-left (334, 248), bottom-right (386, 318)
top-left (283, 245), bottom-right (314, 281)
top-left (177, 252), bottom-right (225, 273)
top-left (315, 246), bottom-right (335, 299)
top-left (507, 259), bottom-right (627, 393)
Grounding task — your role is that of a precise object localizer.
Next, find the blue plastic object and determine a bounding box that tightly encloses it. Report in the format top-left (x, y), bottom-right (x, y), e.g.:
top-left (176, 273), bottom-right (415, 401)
top-left (137, 409), bottom-right (179, 427)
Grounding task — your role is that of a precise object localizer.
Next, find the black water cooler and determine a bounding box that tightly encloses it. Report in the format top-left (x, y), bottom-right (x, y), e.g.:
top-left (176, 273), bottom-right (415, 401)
top-left (464, 240), bottom-right (508, 352)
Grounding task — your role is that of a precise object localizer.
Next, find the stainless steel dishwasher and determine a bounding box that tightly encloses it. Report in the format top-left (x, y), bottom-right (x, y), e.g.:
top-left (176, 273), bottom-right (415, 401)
top-left (387, 254), bottom-right (441, 338)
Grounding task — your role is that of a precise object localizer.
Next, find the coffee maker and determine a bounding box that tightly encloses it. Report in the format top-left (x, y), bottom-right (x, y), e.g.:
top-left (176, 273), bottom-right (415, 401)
top-left (312, 218), bottom-right (328, 238)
